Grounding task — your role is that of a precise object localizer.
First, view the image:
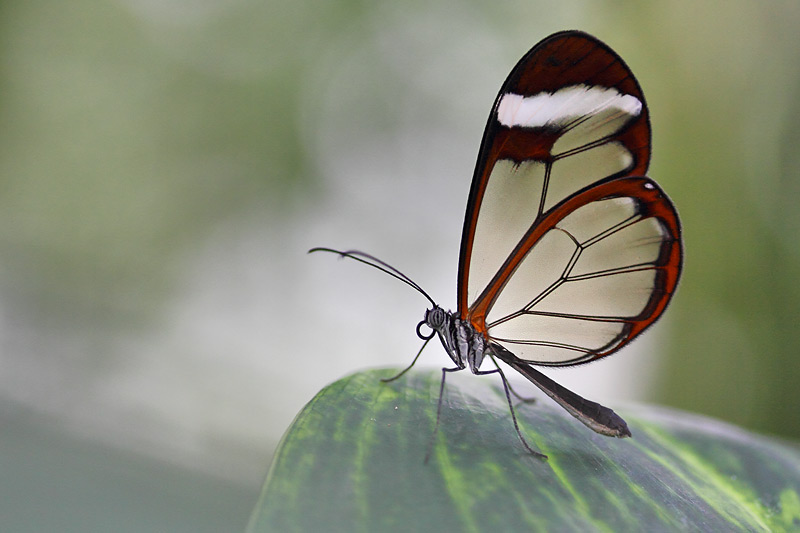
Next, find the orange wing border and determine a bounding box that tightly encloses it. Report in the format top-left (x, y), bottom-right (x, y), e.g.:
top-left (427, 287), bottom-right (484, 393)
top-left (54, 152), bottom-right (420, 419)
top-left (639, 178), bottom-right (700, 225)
top-left (469, 176), bottom-right (682, 364)
top-left (457, 31), bottom-right (651, 314)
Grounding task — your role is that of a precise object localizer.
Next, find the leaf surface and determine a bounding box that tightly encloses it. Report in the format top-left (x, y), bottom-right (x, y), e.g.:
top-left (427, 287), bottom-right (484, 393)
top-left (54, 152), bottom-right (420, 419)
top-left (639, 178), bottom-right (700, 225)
top-left (249, 368), bottom-right (800, 532)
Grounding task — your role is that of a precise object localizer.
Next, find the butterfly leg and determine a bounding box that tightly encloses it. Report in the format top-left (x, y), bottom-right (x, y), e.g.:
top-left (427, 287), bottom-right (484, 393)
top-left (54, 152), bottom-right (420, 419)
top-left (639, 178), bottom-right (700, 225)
top-left (488, 353), bottom-right (537, 403)
top-left (476, 365), bottom-right (547, 459)
top-left (424, 365), bottom-right (462, 464)
top-left (381, 336), bottom-right (432, 383)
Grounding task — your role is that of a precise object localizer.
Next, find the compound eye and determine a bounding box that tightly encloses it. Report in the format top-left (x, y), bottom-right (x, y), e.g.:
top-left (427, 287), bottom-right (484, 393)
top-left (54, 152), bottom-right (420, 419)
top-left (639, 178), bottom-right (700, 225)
top-left (428, 307), bottom-right (448, 329)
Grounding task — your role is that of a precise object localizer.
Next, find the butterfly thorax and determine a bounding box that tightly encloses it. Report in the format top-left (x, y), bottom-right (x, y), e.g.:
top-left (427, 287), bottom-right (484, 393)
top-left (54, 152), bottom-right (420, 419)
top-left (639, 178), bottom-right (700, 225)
top-left (425, 306), bottom-right (487, 374)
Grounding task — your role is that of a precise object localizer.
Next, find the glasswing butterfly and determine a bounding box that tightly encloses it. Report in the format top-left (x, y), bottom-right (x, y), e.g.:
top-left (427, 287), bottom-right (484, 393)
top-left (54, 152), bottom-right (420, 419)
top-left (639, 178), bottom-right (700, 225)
top-left (311, 30), bottom-right (682, 459)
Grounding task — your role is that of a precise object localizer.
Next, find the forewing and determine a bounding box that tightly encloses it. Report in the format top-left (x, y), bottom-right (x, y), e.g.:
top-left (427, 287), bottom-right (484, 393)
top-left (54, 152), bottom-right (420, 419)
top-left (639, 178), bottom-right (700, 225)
top-left (457, 31), bottom-right (651, 314)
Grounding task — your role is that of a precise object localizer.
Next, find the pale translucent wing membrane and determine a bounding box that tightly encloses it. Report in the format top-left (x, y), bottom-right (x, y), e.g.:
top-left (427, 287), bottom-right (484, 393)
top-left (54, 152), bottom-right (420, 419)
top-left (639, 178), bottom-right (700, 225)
top-left (482, 183), bottom-right (678, 365)
top-left (459, 33), bottom-right (680, 368)
top-left (555, 196), bottom-right (635, 241)
top-left (457, 32), bottom-right (652, 314)
top-left (466, 84), bottom-right (643, 307)
top-left (569, 217), bottom-right (665, 277)
top-left (544, 142), bottom-right (633, 212)
top-left (467, 160), bottom-right (546, 307)
top-left (533, 268), bottom-right (657, 317)
top-left (481, 228), bottom-right (575, 322)
top-left (466, 140), bottom-right (637, 306)
top-left (490, 314), bottom-right (626, 359)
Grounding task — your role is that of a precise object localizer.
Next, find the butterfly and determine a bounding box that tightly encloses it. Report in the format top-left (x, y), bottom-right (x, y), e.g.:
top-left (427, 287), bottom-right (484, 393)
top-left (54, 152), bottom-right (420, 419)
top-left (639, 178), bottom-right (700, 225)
top-left (310, 30), bottom-right (682, 459)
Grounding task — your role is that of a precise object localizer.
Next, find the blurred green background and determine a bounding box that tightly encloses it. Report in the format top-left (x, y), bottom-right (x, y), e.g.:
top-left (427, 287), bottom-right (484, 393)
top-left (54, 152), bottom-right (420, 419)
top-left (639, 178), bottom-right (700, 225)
top-left (1, 1), bottom-right (799, 530)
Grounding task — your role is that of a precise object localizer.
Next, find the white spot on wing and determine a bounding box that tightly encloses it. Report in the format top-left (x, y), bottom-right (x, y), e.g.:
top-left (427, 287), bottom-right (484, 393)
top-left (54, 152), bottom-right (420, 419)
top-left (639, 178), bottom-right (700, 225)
top-left (496, 85), bottom-right (642, 129)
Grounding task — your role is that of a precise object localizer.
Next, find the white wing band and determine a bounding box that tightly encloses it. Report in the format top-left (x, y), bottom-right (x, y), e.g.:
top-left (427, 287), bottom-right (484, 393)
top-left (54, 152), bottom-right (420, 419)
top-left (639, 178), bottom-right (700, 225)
top-left (496, 85), bottom-right (642, 129)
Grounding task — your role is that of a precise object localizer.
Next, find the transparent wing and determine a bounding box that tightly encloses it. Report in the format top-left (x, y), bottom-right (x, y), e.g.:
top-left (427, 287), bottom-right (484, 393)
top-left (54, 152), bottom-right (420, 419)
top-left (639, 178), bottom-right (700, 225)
top-left (458, 31), bottom-right (651, 313)
top-left (479, 177), bottom-right (681, 365)
top-left (456, 31), bottom-right (681, 365)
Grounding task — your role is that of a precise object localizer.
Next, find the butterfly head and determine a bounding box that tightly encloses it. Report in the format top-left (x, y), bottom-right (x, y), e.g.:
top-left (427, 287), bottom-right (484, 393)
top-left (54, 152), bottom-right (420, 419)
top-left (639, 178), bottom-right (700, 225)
top-left (417, 306), bottom-right (447, 341)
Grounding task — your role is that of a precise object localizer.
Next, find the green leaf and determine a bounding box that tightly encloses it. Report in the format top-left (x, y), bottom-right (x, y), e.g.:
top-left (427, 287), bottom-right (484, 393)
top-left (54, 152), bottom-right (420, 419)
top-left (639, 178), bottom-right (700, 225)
top-left (248, 368), bottom-right (800, 532)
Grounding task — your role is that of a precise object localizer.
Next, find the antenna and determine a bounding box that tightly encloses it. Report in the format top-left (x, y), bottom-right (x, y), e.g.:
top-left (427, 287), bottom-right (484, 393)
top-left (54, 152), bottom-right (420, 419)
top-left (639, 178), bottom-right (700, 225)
top-left (308, 247), bottom-right (437, 307)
